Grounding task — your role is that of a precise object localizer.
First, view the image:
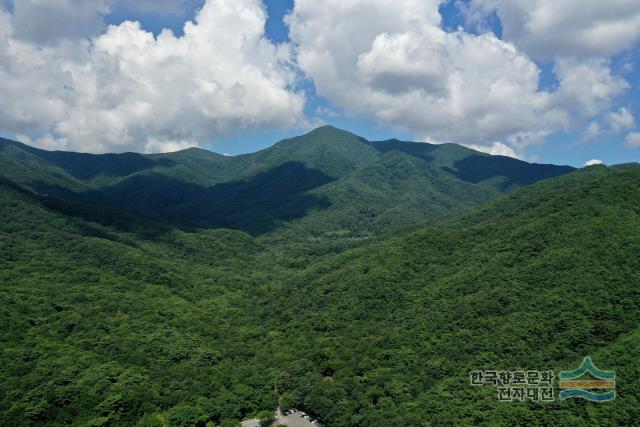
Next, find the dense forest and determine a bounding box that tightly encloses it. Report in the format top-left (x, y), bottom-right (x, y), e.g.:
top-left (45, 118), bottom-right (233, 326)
top-left (1, 128), bottom-right (637, 426)
top-left (0, 126), bottom-right (573, 238)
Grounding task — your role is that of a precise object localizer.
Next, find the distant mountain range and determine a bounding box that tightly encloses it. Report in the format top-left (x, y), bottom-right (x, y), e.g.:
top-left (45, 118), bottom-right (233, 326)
top-left (0, 126), bottom-right (574, 237)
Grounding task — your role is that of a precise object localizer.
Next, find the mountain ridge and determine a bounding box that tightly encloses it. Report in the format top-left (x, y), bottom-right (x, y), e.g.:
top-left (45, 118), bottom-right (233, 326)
top-left (0, 127), bottom-right (576, 236)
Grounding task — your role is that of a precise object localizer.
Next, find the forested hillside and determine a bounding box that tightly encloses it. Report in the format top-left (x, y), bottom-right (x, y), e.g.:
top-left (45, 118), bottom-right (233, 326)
top-left (1, 130), bottom-right (636, 426)
top-left (0, 127), bottom-right (573, 237)
top-left (263, 164), bottom-right (640, 425)
top-left (0, 178), bottom-right (278, 426)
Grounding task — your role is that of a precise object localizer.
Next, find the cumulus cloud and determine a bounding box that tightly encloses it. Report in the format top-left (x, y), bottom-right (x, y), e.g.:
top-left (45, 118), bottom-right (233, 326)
top-left (466, 0), bottom-right (640, 59)
top-left (583, 122), bottom-right (602, 141)
top-left (1, 0), bottom-right (637, 156)
top-left (11, 0), bottom-right (194, 46)
top-left (11, 0), bottom-right (109, 44)
top-left (585, 159), bottom-right (603, 166)
top-left (552, 58), bottom-right (628, 118)
top-left (609, 107), bottom-right (635, 133)
top-left (287, 0), bottom-right (629, 156)
top-left (583, 107), bottom-right (635, 141)
top-left (0, 0), bottom-right (305, 153)
top-left (625, 132), bottom-right (640, 148)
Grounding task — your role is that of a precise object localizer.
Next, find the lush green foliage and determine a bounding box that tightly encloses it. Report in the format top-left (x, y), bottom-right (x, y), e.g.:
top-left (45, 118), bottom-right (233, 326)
top-left (263, 165), bottom-right (640, 425)
top-left (0, 127), bottom-right (573, 237)
top-left (1, 130), bottom-right (636, 426)
top-left (0, 179), bottom-right (279, 426)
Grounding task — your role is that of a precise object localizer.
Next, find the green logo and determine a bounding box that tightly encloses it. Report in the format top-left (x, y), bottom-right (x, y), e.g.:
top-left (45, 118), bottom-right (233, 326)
top-left (559, 357), bottom-right (616, 402)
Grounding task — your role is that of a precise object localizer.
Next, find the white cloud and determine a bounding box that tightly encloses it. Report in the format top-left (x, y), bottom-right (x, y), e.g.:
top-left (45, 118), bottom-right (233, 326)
top-left (144, 138), bottom-right (198, 154)
top-left (16, 133), bottom-right (70, 151)
top-left (1, 0), bottom-right (637, 156)
top-left (11, 0), bottom-right (109, 44)
top-left (287, 0), bottom-right (628, 154)
top-left (467, 0), bottom-right (640, 59)
top-left (551, 58), bottom-right (628, 118)
top-left (609, 107), bottom-right (635, 133)
top-left (0, 0), bottom-right (305, 153)
top-left (583, 122), bottom-right (602, 140)
top-left (585, 159), bottom-right (603, 166)
top-left (10, 0), bottom-right (195, 45)
top-left (582, 108), bottom-right (635, 141)
top-left (469, 142), bottom-right (519, 159)
top-left (625, 132), bottom-right (640, 148)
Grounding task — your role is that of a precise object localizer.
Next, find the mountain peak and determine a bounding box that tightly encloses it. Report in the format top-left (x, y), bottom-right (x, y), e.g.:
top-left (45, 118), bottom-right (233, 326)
top-left (312, 124), bottom-right (341, 132)
top-left (269, 125), bottom-right (369, 152)
top-left (307, 125), bottom-right (362, 139)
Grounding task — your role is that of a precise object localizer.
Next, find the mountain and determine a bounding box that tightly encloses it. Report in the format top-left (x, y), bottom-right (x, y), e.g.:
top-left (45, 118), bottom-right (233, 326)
top-left (369, 138), bottom-right (576, 191)
top-left (0, 176), bottom-right (277, 426)
top-left (0, 127), bottom-right (574, 237)
top-left (262, 164), bottom-right (640, 425)
top-left (1, 157), bottom-right (637, 426)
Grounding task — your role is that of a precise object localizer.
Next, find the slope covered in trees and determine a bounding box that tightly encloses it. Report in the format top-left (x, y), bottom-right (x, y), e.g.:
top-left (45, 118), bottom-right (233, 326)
top-left (0, 178), bottom-right (281, 426)
top-left (263, 164), bottom-right (640, 425)
top-left (1, 131), bottom-right (635, 426)
top-left (0, 127), bottom-right (574, 237)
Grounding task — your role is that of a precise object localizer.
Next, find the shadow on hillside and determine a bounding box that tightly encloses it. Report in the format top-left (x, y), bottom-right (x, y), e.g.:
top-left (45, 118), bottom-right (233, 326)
top-left (93, 161), bottom-right (335, 235)
top-left (445, 155), bottom-right (575, 191)
top-left (368, 139), bottom-right (575, 191)
top-left (27, 162), bottom-right (333, 236)
top-left (0, 175), bottom-right (171, 241)
top-left (368, 139), bottom-right (435, 163)
top-left (1, 138), bottom-right (176, 180)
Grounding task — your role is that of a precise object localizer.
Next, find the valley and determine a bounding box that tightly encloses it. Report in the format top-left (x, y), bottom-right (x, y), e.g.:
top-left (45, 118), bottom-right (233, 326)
top-left (1, 128), bottom-right (637, 426)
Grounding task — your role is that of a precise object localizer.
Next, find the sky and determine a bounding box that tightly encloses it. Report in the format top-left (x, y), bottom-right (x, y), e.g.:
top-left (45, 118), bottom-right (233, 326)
top-left (0, 1), bottom-right (639, 167)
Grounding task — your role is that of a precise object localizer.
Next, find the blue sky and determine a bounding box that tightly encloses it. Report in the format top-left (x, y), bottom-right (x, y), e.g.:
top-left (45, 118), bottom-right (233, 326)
top-left (106, 0), bottom-right (640, 167)
top-left (2, 0), bottom-right (640, 168)
top-left (101, 0), bottom-right (451, 154)
top-left (204, 0), bottom-right (418, 157)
